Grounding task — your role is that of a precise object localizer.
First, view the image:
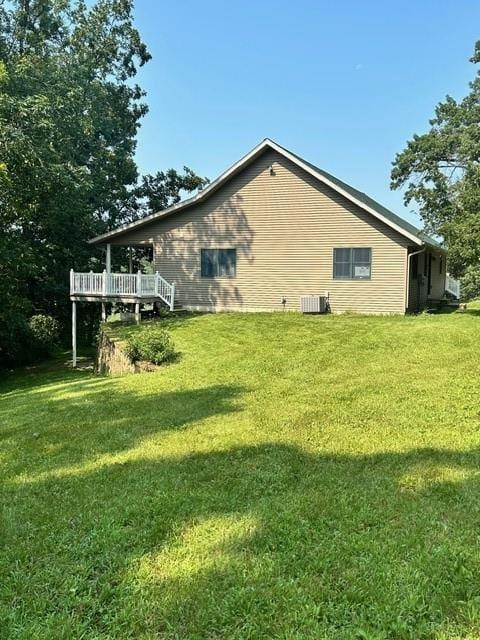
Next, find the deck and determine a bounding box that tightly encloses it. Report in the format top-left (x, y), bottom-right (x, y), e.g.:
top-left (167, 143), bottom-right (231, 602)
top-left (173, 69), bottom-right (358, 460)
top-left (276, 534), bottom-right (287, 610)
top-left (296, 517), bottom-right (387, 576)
top-left (70, 270), bottom-right (175, 309)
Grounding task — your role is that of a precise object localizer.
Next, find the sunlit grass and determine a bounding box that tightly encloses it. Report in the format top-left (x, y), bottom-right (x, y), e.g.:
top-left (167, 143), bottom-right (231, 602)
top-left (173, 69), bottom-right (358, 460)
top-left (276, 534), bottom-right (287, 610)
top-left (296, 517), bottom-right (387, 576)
top-left (2, 306), bottom-right (480, 638)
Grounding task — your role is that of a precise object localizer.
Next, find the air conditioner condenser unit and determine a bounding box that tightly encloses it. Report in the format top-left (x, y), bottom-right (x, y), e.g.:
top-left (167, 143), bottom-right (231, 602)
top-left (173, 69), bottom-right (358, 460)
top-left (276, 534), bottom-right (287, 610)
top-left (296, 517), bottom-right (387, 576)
top-left (300, 295), bottom-right (328, 313)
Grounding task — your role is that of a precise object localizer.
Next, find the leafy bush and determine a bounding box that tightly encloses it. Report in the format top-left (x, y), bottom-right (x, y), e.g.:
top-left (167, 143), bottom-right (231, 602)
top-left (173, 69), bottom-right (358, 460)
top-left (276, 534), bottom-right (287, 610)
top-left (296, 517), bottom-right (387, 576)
top-left (460, 265), bottom-right (480, 301)
top-left (124, 326), bottom-right (176, 365)
top-left (0, 313), bottom-right (60, 368)
top-left (28, 314), bottom-right (60, 357)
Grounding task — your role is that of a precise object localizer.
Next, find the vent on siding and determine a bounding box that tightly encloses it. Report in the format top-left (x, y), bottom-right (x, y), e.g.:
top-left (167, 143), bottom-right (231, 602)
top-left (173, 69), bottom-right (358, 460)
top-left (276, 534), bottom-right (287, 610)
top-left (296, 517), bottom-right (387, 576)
top-left (300, 295), bottom-right (328, 314)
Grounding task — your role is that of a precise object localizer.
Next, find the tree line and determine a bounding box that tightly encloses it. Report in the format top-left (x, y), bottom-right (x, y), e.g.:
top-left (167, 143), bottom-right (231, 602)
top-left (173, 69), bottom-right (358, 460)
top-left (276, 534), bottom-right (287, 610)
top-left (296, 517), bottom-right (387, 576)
top-left (0, 0), bottom-right (207, 366)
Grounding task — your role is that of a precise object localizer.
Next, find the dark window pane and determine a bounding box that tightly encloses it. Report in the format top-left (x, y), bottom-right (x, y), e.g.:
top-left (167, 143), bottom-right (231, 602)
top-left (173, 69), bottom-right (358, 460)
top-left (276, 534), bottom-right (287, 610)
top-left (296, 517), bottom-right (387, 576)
top-left (219, 249), bottom-right (236, 276)
top-left (334, 248), bottom-right (351, 263)
top-left (334, 262), bottom-right (351, 278)
top-left (333, 248), bottom-right (352, 279)
top-left (201, 249), bottom-right (215, 277)
top-left (353, 248), bottom-right (371, 263)
top-left (201, 248), bottom-right (236, 277)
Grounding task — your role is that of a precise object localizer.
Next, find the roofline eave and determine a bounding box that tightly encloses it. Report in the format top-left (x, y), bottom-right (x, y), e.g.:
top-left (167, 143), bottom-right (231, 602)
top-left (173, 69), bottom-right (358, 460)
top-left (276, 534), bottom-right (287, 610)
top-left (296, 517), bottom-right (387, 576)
top-left (88, 138), bottom-right (432, 248)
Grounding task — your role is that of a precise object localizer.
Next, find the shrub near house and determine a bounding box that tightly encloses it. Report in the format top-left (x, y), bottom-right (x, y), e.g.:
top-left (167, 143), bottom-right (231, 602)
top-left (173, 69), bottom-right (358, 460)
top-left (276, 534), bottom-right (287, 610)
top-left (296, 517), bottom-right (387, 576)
top-left (124, 326), bottom-right (176, 365)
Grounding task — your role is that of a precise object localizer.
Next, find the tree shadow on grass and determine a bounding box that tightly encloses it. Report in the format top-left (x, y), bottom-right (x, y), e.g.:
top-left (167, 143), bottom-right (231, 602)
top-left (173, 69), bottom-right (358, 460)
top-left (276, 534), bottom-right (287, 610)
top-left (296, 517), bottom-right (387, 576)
top-left (0, 369), bottom-right (246, 481)
top-left (463, 308), bottom-right (480, 317)
top-left (4, 439), bottom-right (480, 638)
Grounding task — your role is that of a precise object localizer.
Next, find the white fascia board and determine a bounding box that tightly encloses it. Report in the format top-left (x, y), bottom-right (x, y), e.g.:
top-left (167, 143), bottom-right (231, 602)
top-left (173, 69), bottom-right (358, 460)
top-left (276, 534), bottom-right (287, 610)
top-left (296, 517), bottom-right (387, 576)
top-left (264, 139), bottom-right (423, 246)
top-left (90, 138), bottom-right (422, 246)
top-left (89, 139), bottom-right (272, 244)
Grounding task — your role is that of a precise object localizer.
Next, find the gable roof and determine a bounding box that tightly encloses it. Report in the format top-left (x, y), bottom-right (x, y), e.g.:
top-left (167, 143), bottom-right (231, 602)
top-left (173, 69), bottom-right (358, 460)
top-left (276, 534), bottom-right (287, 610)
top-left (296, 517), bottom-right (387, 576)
top-left (89, 138), bottom-right (442, 249)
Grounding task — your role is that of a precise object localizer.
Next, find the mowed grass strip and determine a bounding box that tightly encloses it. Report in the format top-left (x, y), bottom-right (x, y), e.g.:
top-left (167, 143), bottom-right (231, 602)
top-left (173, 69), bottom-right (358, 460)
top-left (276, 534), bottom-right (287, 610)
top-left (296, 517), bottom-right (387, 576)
top-left (1, 307), bottom-right (480, 639)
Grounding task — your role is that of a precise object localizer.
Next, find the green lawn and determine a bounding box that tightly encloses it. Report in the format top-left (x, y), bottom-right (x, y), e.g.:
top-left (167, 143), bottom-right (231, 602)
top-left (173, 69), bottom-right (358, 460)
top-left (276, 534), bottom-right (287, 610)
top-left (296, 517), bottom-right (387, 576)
top-left (2, 308), bottom-right (480, 639)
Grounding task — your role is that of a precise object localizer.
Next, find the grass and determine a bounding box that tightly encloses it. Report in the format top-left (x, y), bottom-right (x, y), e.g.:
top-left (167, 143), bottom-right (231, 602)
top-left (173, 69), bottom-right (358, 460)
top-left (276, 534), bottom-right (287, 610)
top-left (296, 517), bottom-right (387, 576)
top-left (2, 307), bottom-right (480, 639)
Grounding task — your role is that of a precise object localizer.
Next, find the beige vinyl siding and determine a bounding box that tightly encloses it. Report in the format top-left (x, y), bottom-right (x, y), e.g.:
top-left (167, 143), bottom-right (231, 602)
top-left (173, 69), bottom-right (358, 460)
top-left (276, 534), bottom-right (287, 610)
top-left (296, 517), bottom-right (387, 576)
top-left (113, 149), bottom-right (410, 314)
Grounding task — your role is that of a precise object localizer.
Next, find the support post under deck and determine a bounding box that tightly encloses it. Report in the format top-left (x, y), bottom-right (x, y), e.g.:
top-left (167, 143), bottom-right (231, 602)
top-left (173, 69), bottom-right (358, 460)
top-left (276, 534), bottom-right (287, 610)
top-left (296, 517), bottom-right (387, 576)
top-left (72, 301), bottom-right (77, 368)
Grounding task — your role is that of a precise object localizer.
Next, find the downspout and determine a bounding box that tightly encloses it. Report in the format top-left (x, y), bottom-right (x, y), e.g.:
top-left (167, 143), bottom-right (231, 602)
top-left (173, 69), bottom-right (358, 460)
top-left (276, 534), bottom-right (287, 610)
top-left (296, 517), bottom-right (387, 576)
top-left (405, 246), bottom-right (426, 313)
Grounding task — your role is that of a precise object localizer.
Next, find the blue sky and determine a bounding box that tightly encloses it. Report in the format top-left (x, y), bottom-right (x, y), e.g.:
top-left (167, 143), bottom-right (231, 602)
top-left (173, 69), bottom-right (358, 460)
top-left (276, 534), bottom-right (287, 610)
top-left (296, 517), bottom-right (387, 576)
top-left (132, 0), bottom-right (480, 228)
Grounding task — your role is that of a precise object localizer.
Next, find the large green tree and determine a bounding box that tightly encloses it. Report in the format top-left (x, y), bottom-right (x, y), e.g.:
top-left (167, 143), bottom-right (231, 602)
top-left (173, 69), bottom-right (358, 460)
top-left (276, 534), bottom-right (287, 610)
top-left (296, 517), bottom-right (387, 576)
top-left (122, 167), bottom-right (209, 225)
top-left (0, 0), bottom-right (206, 364)
top-left (0, 0), bottom-right (150, 360)
top-left (391, 41), bottom-right (480, 299)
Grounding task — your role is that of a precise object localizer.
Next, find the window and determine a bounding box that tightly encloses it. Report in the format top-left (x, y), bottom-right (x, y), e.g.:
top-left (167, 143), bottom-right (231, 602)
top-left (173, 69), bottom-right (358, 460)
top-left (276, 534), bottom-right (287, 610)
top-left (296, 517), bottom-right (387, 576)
top-left (333, 248), bottom-right (371, 280)
top-left (201, 249), bottom-right (236, 277)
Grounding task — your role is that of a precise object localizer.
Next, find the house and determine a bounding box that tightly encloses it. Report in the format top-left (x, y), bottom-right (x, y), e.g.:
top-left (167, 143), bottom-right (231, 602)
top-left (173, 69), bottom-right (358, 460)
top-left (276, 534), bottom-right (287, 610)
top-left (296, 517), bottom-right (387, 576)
top-left (71, 139), bottom-right (460, 335)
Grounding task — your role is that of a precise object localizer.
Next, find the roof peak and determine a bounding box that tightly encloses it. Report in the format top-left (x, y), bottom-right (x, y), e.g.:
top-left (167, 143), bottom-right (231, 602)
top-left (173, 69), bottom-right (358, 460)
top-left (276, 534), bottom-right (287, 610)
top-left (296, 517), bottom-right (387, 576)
top-left (90, 138), bottom-right (441, 249)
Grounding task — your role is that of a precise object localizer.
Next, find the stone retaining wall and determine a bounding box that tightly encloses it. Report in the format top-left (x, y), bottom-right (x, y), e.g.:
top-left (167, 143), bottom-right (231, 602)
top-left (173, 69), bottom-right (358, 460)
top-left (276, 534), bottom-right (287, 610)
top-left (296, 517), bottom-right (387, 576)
top-left (96, 327), bottom-right (157, 376)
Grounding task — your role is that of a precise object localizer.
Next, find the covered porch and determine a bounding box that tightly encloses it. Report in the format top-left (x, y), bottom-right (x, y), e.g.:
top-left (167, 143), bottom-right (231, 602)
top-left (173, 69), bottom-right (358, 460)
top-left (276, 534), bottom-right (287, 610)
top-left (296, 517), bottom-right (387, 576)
top-left (406, 245), bottom-right (460, 312)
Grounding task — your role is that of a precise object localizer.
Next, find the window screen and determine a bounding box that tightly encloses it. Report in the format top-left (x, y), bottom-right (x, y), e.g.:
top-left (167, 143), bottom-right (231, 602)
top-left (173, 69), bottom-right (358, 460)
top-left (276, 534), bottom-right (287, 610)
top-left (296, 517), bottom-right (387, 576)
top-left (333, 248), bottom-right (371, 280)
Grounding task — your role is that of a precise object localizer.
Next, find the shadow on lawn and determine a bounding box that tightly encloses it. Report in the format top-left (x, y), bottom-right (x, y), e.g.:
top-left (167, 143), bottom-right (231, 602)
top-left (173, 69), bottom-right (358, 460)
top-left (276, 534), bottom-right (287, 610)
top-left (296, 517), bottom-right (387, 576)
top-left (3, 355), bottom-right (480, 637)
top-left (464, 308), bottom-right (480, 317)
top-left (4, 432), bottom-right (480, 636)
top-left (1, 376), bottom-right (245, 479)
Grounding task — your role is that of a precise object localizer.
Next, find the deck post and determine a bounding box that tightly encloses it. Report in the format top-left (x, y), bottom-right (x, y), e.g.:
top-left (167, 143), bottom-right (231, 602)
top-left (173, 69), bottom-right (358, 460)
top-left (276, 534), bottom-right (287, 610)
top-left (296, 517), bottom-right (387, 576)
top-left (128, 247), bottom-right (133, 273)
top-left (135, 302), bottom-right (140, 324)
top-left (136, 270), bottom-right (142, 296)
top-left (102, 269), bottom-right (107, 296)
top-left (106, 243), bottom-right (111, 273)
top-left (170, 282), bottom-right (175, 312)
top-left (72, 301), bottom-right (77, 368)
top-left (101, 302), bottom-right (106, 322)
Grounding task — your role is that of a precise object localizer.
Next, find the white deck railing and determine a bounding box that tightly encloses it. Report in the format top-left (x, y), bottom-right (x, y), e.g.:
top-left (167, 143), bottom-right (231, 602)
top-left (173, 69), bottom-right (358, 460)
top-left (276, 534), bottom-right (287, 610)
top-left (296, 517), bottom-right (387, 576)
top-left (446, 274), bottom-right (460, 299)
top-left (70, 270), bottom-right (175, 310)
